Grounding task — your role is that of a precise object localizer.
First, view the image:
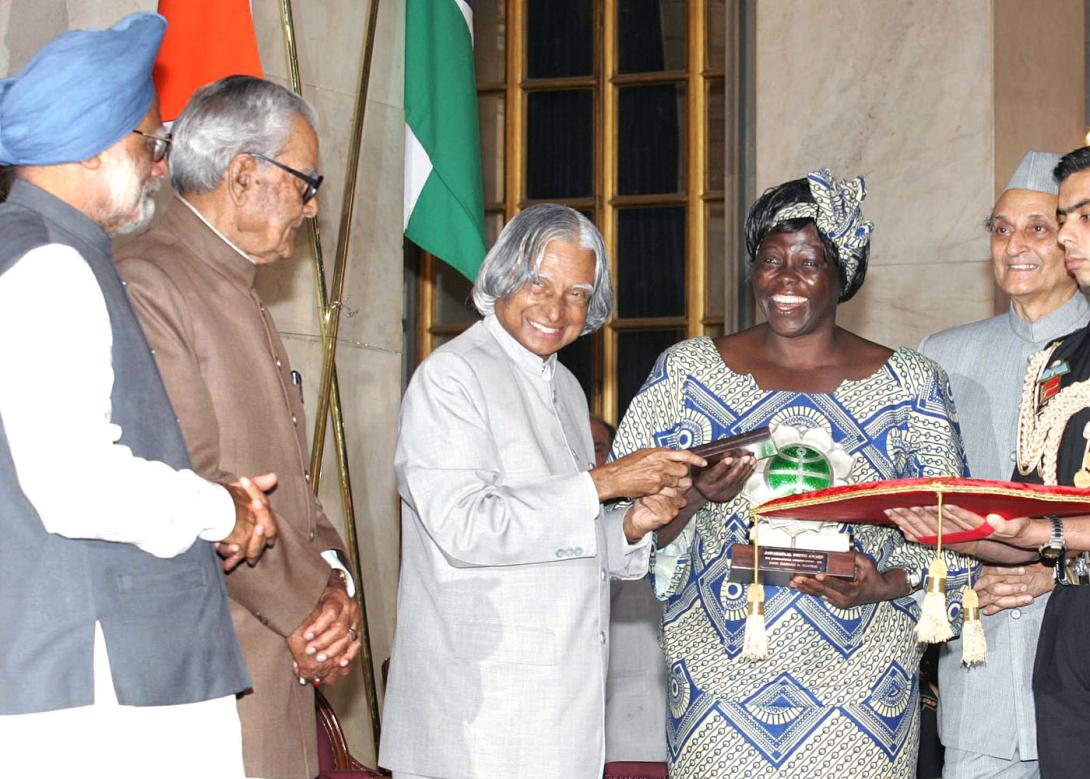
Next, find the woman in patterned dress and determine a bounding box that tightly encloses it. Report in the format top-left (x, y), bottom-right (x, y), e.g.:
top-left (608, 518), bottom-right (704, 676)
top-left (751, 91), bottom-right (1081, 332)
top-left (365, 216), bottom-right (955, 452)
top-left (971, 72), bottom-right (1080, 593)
top-left (610, 171), bottom-right (974, 778)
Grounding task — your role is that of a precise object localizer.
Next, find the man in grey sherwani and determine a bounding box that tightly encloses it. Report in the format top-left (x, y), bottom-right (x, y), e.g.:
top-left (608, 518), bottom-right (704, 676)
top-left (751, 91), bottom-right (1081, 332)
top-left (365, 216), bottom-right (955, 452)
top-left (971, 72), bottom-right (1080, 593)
top-left (379, 205), bottom-right (713, 779)
top-left (919, 150), bottom-right (1089, 778)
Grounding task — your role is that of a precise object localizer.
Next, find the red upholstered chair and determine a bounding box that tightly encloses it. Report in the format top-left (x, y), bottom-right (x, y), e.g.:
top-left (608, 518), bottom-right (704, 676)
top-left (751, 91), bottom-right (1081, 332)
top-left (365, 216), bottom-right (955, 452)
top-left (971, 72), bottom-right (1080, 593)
top-left (603, 761), bottom-right (669, 779)
top-left (315, 688), bottom-right (388, 778)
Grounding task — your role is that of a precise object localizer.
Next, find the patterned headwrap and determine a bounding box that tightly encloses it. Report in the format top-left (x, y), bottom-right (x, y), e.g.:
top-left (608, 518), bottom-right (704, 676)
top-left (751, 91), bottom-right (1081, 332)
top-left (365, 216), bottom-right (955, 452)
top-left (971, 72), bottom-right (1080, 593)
top-left (770, 168), bottom-right (875, 291)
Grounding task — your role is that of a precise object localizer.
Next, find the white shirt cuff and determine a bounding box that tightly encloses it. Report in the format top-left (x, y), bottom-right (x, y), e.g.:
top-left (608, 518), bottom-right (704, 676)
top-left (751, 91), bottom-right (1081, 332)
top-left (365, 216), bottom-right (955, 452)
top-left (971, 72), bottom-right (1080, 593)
top-left (196, 481), bottom-right (238, 544)
top-left (321, 549), bottom-right (357, 597)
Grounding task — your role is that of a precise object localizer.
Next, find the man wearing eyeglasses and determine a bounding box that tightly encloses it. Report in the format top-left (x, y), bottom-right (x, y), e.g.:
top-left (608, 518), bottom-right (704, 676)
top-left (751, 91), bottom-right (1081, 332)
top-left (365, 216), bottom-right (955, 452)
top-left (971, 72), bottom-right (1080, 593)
top-left (0, 14), bottom-right (281, 779)
top-left (115, 74), bottom-right (356, 779)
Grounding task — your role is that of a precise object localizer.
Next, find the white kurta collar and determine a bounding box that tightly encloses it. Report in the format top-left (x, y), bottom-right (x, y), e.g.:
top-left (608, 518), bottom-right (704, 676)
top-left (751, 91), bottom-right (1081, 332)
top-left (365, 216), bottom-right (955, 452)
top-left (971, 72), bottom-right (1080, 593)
top-left (483, 314), bottom-right (558, 382)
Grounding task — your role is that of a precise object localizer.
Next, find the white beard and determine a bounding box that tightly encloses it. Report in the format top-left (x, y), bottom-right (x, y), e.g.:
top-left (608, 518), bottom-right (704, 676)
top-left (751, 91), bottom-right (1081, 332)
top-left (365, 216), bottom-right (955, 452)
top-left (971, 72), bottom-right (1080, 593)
top-left (101, 150), bottom-right (160, 236)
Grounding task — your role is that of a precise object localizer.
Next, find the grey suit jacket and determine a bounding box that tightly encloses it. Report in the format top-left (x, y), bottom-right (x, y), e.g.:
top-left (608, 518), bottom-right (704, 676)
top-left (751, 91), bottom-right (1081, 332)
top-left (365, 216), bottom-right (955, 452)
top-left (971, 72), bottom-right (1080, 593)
top-left (919, 292), bottom-right (1090, 760)
top-left (379, 316), bottom-right (651, 779)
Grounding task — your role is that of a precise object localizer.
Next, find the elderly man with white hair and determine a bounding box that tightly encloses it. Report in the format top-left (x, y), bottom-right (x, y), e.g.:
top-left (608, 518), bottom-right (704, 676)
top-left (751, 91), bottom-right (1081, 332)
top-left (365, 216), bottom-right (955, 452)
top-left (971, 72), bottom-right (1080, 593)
top-left (379, 204), bottom-right (705, 779)
top-left (115, 75), bottom-right (359, 779)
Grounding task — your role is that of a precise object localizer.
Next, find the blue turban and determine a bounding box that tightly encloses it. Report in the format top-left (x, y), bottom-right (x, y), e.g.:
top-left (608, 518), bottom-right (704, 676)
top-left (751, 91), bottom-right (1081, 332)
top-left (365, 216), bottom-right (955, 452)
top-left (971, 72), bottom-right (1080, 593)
top-left (0, 13), bottom-right (166, 166)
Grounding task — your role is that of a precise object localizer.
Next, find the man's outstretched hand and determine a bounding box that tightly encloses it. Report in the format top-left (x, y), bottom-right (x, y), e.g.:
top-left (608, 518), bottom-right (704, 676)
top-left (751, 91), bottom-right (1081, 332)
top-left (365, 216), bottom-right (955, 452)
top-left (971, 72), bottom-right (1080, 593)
top-left (591, 447), bottom-right (705, 501)
top-left (216, 473), bottom-right (279, 571)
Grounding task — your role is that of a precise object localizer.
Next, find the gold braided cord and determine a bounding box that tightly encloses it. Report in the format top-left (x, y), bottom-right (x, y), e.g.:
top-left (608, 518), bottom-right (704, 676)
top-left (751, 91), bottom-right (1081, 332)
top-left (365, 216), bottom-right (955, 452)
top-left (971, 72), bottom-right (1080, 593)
top-left (751, 511), bottom-right (760, 586)
top-left (1016, 344), bottom-right (1057, 478)
top-left (1017, 343), bottom-right (1090, 486)
top-left (935, 491), bottom-right (943, 554)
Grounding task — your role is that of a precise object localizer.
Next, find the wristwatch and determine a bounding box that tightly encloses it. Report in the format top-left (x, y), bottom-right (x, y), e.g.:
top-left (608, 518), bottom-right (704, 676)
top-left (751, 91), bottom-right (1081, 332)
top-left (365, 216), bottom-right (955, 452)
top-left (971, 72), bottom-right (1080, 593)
top-left (1039, 515), bottom-right (1066, 565)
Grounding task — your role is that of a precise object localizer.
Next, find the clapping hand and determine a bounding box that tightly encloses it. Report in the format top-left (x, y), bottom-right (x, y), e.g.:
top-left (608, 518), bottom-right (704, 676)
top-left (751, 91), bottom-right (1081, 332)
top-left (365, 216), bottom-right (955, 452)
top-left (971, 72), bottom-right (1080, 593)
top-left (975, 563), bottom-right (1054, 615)
top-left (216, 473), bottom-right (279, 571)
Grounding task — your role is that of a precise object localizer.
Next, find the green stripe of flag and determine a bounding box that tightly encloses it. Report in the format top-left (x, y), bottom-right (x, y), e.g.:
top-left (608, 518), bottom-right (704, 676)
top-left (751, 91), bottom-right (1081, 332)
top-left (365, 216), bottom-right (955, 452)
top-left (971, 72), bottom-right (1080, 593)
top-left (404, 0), bottom-right (486, 281)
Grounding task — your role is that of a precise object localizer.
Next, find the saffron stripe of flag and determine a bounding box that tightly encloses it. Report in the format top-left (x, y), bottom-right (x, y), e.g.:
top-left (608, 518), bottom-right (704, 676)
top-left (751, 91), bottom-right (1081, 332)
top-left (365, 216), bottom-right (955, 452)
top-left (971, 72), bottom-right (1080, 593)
top-left (154, 0), bottom-right (263, 122)
top-left (404, 0), bottom-right (487, 281)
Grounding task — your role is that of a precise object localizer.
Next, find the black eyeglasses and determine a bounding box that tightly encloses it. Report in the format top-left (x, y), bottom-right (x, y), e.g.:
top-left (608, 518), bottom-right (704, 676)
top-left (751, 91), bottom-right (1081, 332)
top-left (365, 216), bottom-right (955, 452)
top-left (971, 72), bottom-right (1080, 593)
top-left (249, 152), bottom-right (323, 205)
top-left (132, 129), bottom-right (171, 163)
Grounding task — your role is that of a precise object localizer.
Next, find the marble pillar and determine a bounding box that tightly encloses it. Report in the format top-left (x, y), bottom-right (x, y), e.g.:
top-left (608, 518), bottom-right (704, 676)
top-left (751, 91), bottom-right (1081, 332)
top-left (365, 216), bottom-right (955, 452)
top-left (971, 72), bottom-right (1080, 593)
top-left (752, 0), bottom-right (1085, 348)
top-left (993, 0), bottom-right (1086, 309)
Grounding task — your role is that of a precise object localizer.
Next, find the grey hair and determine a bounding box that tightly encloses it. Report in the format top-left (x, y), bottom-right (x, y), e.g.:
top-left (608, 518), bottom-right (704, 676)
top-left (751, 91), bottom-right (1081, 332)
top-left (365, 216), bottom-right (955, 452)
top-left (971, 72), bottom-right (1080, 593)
top-left (472, 204), bottom-right (613, 334)
top-left (169, 75), bottom-right (318, 195)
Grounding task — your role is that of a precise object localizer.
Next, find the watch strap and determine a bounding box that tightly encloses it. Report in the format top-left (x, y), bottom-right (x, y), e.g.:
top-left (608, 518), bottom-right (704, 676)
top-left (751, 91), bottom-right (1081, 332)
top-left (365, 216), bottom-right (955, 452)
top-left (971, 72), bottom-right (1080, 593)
top-left (1040, 514), bottom-right (1065, 563)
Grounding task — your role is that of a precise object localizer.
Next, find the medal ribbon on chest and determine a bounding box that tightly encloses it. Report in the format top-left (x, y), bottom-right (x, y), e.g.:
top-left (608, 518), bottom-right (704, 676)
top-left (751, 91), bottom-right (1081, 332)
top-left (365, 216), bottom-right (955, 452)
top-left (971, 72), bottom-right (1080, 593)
top-left (1018, 343), bottom-right (1090, 487)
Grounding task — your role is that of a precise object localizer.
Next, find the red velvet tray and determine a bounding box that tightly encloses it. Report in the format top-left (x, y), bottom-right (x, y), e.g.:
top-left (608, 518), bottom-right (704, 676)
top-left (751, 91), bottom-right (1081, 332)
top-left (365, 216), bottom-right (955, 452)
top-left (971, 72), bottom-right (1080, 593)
top-left (753, 477), bottom-right (1090, 545)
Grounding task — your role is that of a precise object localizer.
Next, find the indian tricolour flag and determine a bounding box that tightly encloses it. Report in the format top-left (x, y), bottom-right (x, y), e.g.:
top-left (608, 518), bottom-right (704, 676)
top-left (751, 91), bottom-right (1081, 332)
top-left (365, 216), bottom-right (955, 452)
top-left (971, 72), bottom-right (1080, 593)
top-left (404, 0), bottom-right (487, 281)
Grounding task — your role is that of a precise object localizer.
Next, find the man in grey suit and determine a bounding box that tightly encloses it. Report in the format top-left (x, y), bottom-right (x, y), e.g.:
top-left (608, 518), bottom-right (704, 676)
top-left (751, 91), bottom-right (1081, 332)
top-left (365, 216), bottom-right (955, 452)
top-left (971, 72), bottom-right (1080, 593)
top-left (379, 205), bottom-right (725, 779)
top-left (919, 150), bottom-right (1088, 778)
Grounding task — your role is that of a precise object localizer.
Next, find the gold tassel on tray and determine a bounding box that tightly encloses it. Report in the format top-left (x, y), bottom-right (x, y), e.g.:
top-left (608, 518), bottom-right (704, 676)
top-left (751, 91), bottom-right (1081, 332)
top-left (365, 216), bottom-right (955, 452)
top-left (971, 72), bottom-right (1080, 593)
top-left (960, 575), bottom-right (987, 666)
top-left (917, 491), bottom-right (954, 643)
top-left (742, 523), bottom-right (768, 660)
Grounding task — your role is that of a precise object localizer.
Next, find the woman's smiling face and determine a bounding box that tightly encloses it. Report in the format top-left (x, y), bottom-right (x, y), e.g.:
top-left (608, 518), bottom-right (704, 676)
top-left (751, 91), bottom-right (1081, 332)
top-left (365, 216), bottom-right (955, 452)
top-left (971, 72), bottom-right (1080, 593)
top-left (752, 222), bottom-right (839, 338)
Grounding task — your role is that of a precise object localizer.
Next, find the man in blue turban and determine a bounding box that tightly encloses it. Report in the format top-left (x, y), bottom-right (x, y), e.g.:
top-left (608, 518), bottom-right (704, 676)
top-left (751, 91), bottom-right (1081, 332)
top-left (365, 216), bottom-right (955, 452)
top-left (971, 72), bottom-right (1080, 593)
top-left (0, 12), bottom-right (169, 233)
top-left (0, 13), bottom-right (280, 778)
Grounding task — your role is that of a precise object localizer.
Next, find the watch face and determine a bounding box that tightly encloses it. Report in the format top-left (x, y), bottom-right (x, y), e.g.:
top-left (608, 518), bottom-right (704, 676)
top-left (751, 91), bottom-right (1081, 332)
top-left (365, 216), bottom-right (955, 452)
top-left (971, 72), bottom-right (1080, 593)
top-left (1041, 517), bottom-right (1065, 563)
top-left (1040, 545), bottom-right (1064, 563)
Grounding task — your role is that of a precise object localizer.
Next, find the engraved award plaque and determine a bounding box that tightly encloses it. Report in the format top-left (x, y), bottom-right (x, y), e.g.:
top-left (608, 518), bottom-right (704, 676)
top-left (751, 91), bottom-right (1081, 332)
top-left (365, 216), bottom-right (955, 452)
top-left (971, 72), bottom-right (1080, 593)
top-left (729, 541), bottom-right (858, 587)
top-left (728, 425), bottom-right (858, 588)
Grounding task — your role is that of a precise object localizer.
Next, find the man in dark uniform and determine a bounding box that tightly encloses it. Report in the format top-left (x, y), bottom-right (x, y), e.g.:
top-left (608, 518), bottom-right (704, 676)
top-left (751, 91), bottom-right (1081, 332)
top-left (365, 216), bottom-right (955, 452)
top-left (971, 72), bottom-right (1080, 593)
top-left (890, 145), bottom-right (1090, 777)
top-left (1024, 146), bottom-right (1090, 776)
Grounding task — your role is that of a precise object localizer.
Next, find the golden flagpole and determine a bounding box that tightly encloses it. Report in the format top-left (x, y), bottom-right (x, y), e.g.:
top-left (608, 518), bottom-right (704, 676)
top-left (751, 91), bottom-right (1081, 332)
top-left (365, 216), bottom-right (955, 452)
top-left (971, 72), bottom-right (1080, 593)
top-left (277, 0), bottom-right (383, 753)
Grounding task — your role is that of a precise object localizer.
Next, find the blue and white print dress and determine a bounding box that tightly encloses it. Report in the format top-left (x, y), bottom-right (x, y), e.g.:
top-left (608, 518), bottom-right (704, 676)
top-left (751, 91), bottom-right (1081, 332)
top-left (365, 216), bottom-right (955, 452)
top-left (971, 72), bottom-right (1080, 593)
top-left (611, 338), bottom-right (974, 778)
